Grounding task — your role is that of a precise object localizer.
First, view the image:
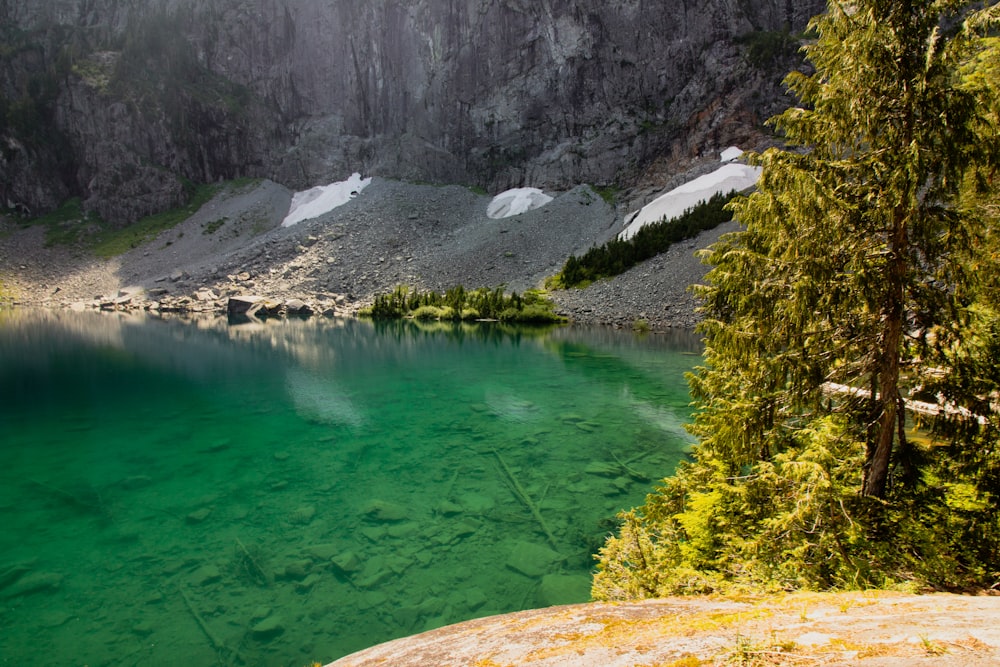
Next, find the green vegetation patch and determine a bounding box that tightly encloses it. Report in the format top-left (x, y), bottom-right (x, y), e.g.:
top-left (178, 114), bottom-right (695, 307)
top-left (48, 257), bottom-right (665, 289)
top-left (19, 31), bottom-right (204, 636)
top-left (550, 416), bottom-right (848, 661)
top-left (361, 285), bottom-right (567, 324)
top-left (15, 198), bottom-right (103, 248)
top-left (16, 178), bottom-right (259, 257)
top-left (71, 52), bottom-right (118, 93)
top-left (550, 190), bottom-right (738, 289)
top-left (89, 181), bottom-right (221, 257)
top-left (592, 185), bottom-right (619, 206)
top-left (202, 217), bottom-right (228, 235)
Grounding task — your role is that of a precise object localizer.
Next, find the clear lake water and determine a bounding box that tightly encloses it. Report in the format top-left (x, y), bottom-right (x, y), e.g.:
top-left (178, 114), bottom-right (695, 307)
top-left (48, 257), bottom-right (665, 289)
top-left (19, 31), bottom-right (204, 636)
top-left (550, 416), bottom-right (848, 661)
top-left (0, 309), bottom-right (699, 666)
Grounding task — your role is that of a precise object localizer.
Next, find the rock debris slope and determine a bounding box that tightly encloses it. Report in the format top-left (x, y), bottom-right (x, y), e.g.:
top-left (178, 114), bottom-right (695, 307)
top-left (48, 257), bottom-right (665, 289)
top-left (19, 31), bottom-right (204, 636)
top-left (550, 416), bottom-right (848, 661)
top-left (1, 175), bottom-right (727, 330)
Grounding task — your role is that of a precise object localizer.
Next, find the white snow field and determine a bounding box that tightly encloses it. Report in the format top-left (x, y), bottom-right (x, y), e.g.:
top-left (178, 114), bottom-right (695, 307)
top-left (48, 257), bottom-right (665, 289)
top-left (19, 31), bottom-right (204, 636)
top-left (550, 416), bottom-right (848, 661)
top-left (281, 173), bottom-right (372, 227)
top-left (619, 151), bottom-right (761, 241)
top-left (486, 187), bottom-right (554, 219)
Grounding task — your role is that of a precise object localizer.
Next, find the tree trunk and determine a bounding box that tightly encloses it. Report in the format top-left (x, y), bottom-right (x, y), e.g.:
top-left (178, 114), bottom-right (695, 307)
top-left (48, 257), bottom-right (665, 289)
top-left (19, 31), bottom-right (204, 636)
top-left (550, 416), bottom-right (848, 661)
top-left (864, 344), bottom-right (900, 497)
top-left (863, 212), bottom-right (908, 498)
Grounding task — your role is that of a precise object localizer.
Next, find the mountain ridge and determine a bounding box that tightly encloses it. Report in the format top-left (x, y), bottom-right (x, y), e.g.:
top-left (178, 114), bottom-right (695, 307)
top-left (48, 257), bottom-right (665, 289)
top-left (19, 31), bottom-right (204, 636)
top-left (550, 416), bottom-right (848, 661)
top-left (0, 0), bottom-right (824, 225)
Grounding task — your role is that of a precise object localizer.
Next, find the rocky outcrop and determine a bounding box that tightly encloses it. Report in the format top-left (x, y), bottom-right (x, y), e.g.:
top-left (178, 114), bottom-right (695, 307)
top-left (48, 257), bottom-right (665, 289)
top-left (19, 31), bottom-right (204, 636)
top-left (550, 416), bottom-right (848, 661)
top-left (324, 592), bottom-right (1000, 667)
top-left (0, 0), bottom-right (826, 224)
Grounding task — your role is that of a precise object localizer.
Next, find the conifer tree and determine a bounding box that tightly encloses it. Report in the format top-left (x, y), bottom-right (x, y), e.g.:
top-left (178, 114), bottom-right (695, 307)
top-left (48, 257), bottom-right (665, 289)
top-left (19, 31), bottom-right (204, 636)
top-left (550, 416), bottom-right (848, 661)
top-left (595, 0), bottom-right (1000, 595)
top-left (698, 0), bottom-right (1000, 499)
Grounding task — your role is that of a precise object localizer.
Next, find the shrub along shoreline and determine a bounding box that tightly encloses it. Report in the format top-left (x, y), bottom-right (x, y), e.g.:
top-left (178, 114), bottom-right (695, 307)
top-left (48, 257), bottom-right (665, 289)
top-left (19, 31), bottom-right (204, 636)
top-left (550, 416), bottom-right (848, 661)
top-left (359, 285), bottom-right (567, 324)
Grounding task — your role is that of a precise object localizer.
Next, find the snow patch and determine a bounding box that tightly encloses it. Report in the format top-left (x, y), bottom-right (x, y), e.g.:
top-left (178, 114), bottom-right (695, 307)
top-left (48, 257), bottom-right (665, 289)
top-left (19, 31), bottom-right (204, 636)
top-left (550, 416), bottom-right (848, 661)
top-left (282, 173), bottom-right (372, 227)
top-left (487, 188), bottom-right (553, 219)
top-left (619, 162), bottom-right (761, 241)
top-left (720, 146), bottom-right (744, 162)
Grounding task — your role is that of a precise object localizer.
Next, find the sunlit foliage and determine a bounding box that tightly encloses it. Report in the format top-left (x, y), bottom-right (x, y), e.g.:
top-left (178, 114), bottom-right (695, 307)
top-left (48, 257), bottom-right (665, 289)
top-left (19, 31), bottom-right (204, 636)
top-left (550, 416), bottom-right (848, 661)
top-left (596, 0), bottom-right (1000, 596)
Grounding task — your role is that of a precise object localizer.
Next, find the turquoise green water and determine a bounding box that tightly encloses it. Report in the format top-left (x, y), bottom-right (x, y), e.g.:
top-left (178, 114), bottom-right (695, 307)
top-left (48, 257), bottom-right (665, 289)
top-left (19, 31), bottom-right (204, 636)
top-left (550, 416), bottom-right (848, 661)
top-left (0, 310), bottom-right (699, 666)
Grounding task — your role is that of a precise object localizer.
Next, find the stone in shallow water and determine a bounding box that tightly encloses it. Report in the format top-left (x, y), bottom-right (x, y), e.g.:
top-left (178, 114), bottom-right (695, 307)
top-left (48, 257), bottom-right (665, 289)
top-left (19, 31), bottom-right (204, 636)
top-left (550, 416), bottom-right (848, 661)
top-left (583, 461), bottom-right (619, 477)
top-left (186, 507), bottom-right (212, 524)
top-left (355, 560), bottom-right (393, 589)
top-left (304, 543), bottom-right (339, 561)
top-left (296, 572), bottom-right (323, 593)
top-left (536, 574), bottom-right (591, 607)
top-left (0, 559), bottom-right (36, 590)
top-left (132, 620), bottom-right (155, 637)
top-left (331, 551), bottom-right (361, 576)
top-left (456, 492), bottom-right (495, 514)
top-left (227, 295), bottom-right (264, 316)
top-left (281, 559), bottom-right (312, 581)
top-left (251, 615), bottom-right (285, 640)
top-left (38, 611), bottom-right (74, 628)
top-left (434, 500), bottom-right (463, 516)
top-left (360, 526), bottom-right (386, 542)
top-left (505, 541), bottom-right (563, 578)
top-left (289, 505), bottom-right (316, 524)
top-left (191, 564), bottom-right (222, 587)
top-left (361, 499), bottom-right (408, 522)
top-left (462, 588), bottom-right (488, 611)
top-left (1, 572), bottom-right (63, 598)
top-left (387, 521), bottom-right (419, 538)
top-left (285, 299), bottom-right (312, 315)
top-left (143, 591), bottom-right (164, 605)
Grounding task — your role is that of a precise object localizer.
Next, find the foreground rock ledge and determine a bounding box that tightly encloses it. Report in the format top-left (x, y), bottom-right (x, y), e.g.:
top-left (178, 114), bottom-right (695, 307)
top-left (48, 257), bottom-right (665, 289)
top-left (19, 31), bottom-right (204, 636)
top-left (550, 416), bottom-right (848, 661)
top-left (327, 592), bottom-right (1000, 666)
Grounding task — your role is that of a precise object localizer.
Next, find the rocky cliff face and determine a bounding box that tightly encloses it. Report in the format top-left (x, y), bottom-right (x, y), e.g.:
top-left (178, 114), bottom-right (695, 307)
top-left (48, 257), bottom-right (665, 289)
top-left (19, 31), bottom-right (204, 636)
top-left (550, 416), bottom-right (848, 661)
top-left (0, 0), bottom-right (825, 225)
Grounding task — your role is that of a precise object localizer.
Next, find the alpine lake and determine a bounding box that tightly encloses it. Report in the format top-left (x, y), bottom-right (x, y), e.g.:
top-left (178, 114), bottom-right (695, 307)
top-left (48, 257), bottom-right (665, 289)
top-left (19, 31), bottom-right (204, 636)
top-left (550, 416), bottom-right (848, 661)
top-left (0, 309), bottom-right (700, 666)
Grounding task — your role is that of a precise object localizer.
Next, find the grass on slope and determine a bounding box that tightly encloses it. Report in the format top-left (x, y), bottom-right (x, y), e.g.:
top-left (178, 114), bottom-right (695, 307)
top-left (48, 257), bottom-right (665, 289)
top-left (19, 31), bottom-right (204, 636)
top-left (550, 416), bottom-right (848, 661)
top-left (15, 177), bottom-right (260, 258)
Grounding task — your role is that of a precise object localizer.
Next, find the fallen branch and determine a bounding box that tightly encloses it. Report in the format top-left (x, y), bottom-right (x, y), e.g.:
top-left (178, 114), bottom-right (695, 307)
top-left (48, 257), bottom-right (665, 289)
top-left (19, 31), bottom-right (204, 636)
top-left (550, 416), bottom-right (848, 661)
top-left (179, 584), bottom-right (242, 666)
top-left (492, 448), bottom-right (559, 551)
top-left (234, 536), bottom-right (271, 586)
top-left (823, 382), bottom-right (988, 424)
top-left (611, 451), bottom-right (650, 481)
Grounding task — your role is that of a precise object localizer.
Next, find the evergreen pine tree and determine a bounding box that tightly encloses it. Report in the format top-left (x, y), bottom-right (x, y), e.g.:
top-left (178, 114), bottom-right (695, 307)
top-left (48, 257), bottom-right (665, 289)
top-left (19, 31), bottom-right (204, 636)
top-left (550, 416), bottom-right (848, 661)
top-left (595, 0), bottom-right (1000, 595)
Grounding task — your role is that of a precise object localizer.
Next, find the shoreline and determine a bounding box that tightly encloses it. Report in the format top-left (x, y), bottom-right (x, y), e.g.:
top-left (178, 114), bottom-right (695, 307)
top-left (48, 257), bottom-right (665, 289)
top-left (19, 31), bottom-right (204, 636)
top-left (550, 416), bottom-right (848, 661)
top-left (1, 177), bottom-right (734, 333)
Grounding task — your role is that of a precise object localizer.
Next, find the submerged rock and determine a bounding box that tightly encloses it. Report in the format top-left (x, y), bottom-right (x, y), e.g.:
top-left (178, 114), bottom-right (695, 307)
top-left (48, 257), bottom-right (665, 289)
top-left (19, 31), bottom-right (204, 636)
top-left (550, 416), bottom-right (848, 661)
top-left (331, 551), bottom-right (362, 576)
top-left (280, 559), bottom-right (313, 581)
top-left (386, 521), bottom-right (419, 538)
top-left (132, 620), bottom-right (155, 637)
top-left (289, 505), bottom-right (316, 525)
top-left (186, 507), bottom-right (213, 524)
top-left (190, 564), bottom-right (222, 587)
top-left (251, 615), bottom-right (285, 640)
top-left (0, 559), bottom-right (37, 590)
top-left (536, 574), bottom-right (591, 607)
top-left (584, 462), bottom-right (620, 477)
top-left (434, 500), bottom-right (463, 517)
top-left (360, 499), bottom-right (409, 522)
top-left (505, 541), bottom-right (563, 579)
top-left (304, 543), bottom-right (340, 561)
top-left (296, 573), bottom-right (323, 593)
top-left (1, 571), bottom-right (63, 598)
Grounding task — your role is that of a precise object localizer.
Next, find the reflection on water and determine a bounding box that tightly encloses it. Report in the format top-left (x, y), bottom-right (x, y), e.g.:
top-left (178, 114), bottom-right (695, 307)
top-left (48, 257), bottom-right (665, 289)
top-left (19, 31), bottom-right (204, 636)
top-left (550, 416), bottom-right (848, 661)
top-left (0, 309), bottom-right (698, 666)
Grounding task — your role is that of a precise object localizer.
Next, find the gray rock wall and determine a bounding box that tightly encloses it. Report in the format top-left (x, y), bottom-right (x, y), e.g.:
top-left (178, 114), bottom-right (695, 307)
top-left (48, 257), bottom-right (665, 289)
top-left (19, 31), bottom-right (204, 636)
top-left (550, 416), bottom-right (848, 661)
top-left (0, 0), bottom-right (825, 224)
